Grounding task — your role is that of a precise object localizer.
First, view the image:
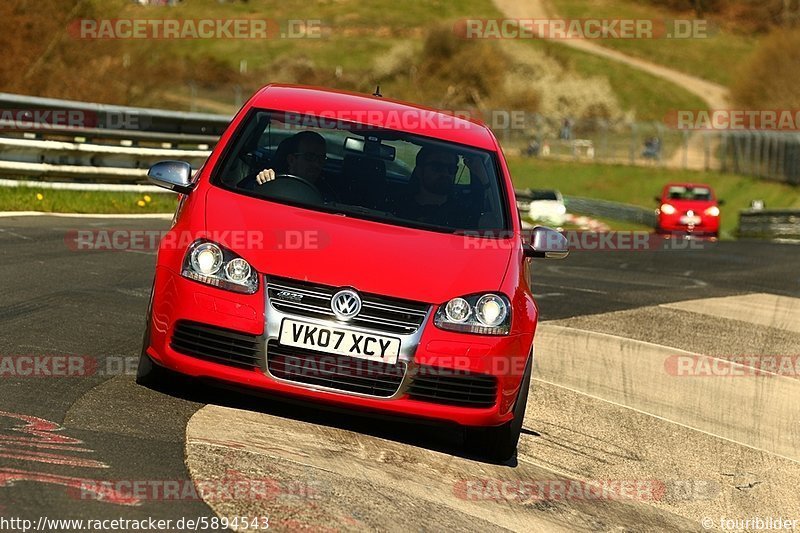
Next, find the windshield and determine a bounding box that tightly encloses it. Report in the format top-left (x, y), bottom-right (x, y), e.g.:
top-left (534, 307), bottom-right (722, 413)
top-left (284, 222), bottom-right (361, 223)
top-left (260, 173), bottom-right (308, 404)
top-left (212, 110), bottom-right (509, 233)
top-left (666, 186), bottom-right (713, 201)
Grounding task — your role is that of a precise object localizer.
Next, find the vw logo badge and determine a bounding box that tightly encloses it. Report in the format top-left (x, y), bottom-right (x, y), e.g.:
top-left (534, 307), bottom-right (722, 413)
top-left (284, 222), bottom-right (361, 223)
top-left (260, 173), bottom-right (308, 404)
top-left (331, 289), bottom-right (362, 321)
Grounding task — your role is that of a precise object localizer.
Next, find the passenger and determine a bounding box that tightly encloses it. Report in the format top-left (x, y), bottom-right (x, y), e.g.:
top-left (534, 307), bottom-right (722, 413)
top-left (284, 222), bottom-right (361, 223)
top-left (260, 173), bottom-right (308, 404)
top-left (393, 146), bottom-right (490, 228)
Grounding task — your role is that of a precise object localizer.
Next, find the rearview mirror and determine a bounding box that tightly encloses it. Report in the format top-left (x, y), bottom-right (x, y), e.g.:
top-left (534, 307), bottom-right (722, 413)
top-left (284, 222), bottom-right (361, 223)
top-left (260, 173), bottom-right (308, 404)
top-left (654, 196), bottom-right (661, 203)
top-left (717, 199), bottom-right (726, 206)
top-left (523, 226), bottom-right (569, 259)
top-left (147, 161), bottom-right (195, 194)
top-left (344, 137), bottom-right (396, 161)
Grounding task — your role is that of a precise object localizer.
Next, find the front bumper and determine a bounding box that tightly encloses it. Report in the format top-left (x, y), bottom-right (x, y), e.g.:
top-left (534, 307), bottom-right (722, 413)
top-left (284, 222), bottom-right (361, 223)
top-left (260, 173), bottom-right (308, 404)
top-left (656, 226), bottom-right (719, 237)
top-left (145, 267), bottom-right (532, 427)
top-left (657, 215), bottom-right (719, 235)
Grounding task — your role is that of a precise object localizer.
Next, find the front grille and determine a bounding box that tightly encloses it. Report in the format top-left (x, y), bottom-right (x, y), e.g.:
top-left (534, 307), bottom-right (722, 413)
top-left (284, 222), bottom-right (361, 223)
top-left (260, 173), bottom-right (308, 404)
top-left (267, 276), bottom-right (429, 335)
top-left (407, 366), bottom-right (497, 408)
top-left (171, 321), bottom-right (263, 369)
top-left (267, 341), bottom-right (405, 397)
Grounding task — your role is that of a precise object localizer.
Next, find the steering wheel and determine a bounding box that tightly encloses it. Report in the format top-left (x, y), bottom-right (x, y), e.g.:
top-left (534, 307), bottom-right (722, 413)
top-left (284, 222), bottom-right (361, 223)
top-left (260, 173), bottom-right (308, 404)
top-left (274, 173), bottom-right (323, 196)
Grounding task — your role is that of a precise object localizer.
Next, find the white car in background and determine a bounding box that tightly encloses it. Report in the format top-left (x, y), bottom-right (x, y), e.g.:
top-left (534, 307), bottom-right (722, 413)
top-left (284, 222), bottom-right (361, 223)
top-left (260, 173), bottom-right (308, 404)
top-left (528, 189), bottom-right (567, 226)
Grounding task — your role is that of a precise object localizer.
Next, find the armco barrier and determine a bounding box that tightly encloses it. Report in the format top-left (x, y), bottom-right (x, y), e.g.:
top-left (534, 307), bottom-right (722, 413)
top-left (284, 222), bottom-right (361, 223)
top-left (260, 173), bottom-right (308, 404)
top-left (738, 209), bottom-right (800, 240)
top-left (565, 196), bottom-right (657, 227)
top-left (0, 137), bottom-right (210, 180)
top-left (0, 92), bottom-right (230, 145)
top-left (0, 92), bottom-right (226, 181)
top-left (515, 188), bottom-right (656, 228)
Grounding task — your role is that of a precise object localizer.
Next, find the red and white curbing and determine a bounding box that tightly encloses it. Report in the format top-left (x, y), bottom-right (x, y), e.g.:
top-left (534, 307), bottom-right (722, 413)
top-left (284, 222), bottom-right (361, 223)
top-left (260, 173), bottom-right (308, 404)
top-left (522, 214), bottom-right (610, 232)
top-left (565, 213), bottom-right (610, 232)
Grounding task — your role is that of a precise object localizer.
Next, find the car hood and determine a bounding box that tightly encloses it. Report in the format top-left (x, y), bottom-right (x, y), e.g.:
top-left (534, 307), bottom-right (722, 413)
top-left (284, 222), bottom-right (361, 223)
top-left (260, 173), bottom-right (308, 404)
top-left (204, 187), bottom-right (513, 304)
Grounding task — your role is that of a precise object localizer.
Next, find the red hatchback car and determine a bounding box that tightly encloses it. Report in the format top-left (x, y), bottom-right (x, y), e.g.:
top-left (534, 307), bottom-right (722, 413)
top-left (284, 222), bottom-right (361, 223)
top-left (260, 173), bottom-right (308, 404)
top-left (655, 182), bottom-right (722, 238)
top-left (138, 84), bottom-right (568, 461)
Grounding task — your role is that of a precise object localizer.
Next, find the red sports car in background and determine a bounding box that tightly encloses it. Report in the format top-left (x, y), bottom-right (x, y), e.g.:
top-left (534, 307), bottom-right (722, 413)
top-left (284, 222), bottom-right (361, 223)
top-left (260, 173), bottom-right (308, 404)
top-left (655, 182), bottom-right (722, 238)
top-left (138, 84), bottom-right (568, 461)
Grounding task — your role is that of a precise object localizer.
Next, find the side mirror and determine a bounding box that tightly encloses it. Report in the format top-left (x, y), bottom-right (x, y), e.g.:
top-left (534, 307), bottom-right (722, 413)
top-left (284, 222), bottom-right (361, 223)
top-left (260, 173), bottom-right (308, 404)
top-left (717, 199), bottom-right (726, 206)
top-left (523, 226), bottom-right (569, 259)
top-left (147, 161), bottom-right (195, 194)
top-left (654, 196), bottom-right (661, 203)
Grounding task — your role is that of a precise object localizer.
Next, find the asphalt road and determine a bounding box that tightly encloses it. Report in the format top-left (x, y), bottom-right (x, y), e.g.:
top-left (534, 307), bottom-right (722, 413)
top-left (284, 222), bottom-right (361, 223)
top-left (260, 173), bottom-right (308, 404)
top-left (0, 214), bottom-right (797, 532)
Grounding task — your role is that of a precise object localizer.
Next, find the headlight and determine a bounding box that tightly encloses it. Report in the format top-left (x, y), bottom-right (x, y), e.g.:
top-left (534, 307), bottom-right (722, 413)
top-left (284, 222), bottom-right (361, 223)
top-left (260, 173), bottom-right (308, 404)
top-left (434, 293), bottom-right (511, 335)
top-left (704, 206), bottom-right (720, 217)
top-left (660, 203), bottom-right (677, 215)
top-left (445, 297), bottom-right (471, 322)
top-left (224, 258), bottom-right (252, 282)
top-left (190, 242), bottom-right (223, 275)
top-left (182, 240), bottom-right (258, 294)
top-left (476, 294), bottom-right (507, 326)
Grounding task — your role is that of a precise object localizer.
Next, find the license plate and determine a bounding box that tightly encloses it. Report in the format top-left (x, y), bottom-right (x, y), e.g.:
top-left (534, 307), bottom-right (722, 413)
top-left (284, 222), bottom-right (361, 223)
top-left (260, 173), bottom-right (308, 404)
top-left (680, 215), bottom-right (701, 225)
top-left (278, 319), bottom-right (401, 364)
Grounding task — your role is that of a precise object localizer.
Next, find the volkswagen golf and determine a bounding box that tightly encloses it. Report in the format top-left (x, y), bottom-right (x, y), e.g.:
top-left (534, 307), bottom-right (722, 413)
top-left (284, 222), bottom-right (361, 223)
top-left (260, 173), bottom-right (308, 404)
top-left (138, 84), bottom-right (568, 461)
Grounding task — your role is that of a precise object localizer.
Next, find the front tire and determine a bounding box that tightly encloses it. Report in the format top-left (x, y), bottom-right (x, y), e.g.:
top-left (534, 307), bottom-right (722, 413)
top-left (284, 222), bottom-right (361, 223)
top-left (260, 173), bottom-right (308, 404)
top-left (135, 282), bottom-right (171, 387)
top-left (135, 350), bottom-right (170, 387)
top-left (464, 353), bottom-right (532, 462)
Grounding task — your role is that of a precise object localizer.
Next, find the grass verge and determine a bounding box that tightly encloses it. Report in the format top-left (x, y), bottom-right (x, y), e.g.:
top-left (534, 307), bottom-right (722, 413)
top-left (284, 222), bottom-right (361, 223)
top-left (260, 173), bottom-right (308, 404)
top-left (0, 187), bottom-right (177, 214)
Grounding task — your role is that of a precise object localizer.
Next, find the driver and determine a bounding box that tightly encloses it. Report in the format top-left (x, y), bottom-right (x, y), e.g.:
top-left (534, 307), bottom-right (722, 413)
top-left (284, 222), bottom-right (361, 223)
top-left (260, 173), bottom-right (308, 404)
top-left (254, 131), bottom-right (335, 199)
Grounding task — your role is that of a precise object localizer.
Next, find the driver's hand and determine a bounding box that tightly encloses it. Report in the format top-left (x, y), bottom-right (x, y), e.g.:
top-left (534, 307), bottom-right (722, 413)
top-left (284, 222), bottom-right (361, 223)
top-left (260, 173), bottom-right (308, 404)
top-left (255, 168), bottom-right (276, 185)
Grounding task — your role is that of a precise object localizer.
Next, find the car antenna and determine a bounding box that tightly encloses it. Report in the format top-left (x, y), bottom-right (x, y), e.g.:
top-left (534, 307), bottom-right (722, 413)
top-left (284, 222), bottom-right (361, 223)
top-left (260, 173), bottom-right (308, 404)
top-left (372, 85), bottom-right (382, 97)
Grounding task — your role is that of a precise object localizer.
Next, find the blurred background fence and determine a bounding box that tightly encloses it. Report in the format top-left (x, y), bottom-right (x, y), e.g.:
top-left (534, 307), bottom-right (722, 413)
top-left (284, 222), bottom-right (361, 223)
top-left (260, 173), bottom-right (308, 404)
top-left (718, 131), bottom-right (800, 185)
top-left (492, 113), bottom-right (800, 184)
